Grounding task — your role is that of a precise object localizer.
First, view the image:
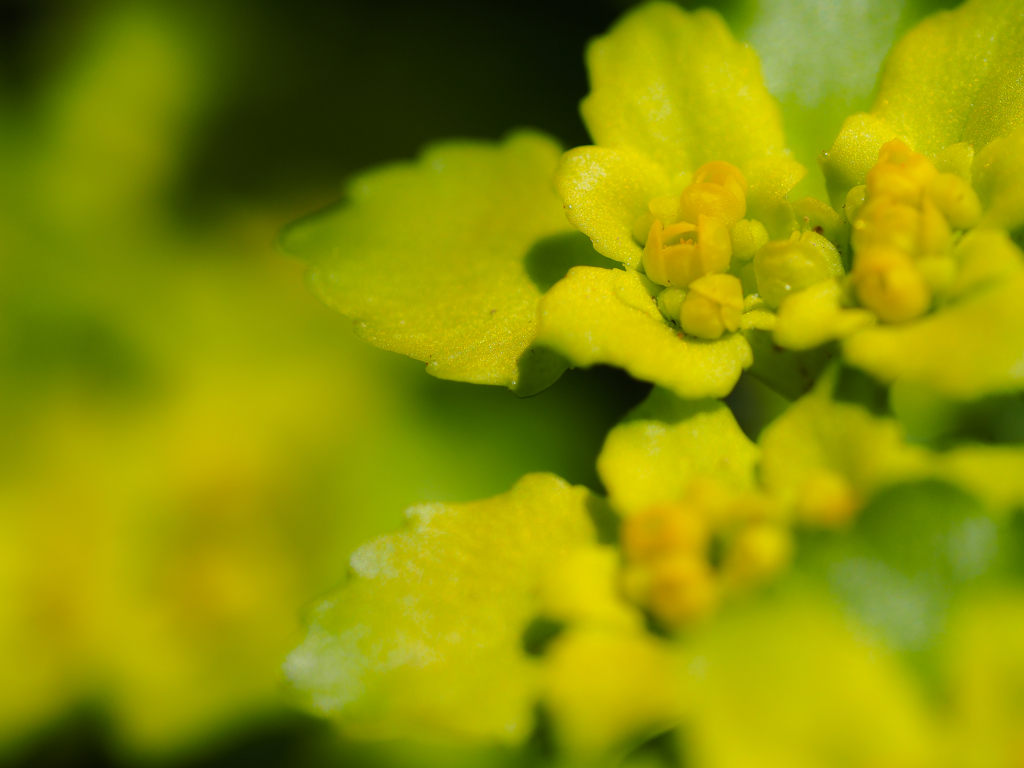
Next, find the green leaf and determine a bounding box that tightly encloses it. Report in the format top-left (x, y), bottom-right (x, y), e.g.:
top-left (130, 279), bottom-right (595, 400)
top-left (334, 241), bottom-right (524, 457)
top-left (683, 584), bottom-right (939, 768)
top-left (843, 271), bottom-right (1024, 401)
top-left (282, 131), bottom-right (576, 395)
top-left (580, 2), bottom-right (788, 182)
top-left (283, 473), bottom-right (597, 743)
top-left (798, 481), bottom-right (1003, 656)
top-left (598, 387), bottom-right (759, 516)
top-left (537, 266), bottom-right (753, 400)
top-left (822, 0), bottom-right (1024, 204)
top-left (33, 4), bottom-right (215, 225)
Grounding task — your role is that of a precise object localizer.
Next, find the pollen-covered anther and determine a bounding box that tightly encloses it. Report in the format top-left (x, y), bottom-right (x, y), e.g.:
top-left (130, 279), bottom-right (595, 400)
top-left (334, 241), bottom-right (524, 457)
top-left (679, 160), bottom-right (748, 226)
top-left (642, 214), bottom-right (732, 287)
top-left (852, 247), bottom-right (932, 323)
top-left (680, 273), bottom-right (743, 340)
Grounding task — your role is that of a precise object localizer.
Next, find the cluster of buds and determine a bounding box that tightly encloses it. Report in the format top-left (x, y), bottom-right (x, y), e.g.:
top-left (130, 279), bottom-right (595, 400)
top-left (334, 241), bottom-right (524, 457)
top-left (847, 139), bottom-right (982, 323)
top-left (634, 162), bottom-right (768, 340)
top-left (620, 482), bottom-right (792, 630)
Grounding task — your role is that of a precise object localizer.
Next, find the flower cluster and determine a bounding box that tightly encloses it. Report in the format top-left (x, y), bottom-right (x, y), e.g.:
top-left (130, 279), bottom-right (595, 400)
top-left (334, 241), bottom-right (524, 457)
top-left (284, 0), bottom-right (1024, 763)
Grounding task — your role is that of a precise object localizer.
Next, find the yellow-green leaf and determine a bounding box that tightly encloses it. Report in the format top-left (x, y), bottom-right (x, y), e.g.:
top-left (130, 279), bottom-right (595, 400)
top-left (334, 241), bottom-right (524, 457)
top-left (580, 2), bottom-right (788, 181)
top-left (543, 628), bottom-right (682, 763)
top-left (944, 590), bottom-right (1024, 763)
top-left (843, 271), bottom-right (1024, 400)
top-left (758, 369), bottom-right (932, 514)
top-left (683, 586), bottom-right (939, 768)
top-left (283, 474), bottom-right (596, 743)
top-left (537, 267), bottom-right (753, 400)
top-left (282, 131), bottom-right (574, 395)
top-left (537, 545), bottom-right (683, 762)
top-left (598, 388), bottom-right (759, 516)
top-left (822, 0), bottom-right (1024, 204)
top-left (556, 145), bottom-right (674, 268)
top-left (974, 125), bottom-right (1024, 234)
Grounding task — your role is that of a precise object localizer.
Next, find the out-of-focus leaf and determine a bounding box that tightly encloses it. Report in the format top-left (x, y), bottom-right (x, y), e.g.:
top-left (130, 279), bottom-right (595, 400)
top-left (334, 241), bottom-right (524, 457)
top-left (283, 131), bottom-right (575, 395)
top-left (682, 584), bottom-right (939, 768)
top-left (944, 589), bottom-right (1024, 764)
top-left (537, 267), bottom-right (753, 400)
top-left (843, 271), bottom-right (1024, 401)
top-left (973, 125), bottom-right (1024, 234)
top-left (543, 628), bottom-right (682, 764)
top-left (537, 546), bottom-right (683, 763)
top-left (822, 0), bottom-right (1024, 204)
top-left (284, 474), bottom-right (596, 743)
top-left (758, 368), bottom-right (932, 514)
top-left (598, 387), bottom-right (759, 516)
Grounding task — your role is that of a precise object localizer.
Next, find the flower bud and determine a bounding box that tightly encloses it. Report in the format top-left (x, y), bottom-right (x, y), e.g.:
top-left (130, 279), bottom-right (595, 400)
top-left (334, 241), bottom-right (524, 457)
top-left (656, 286), bottom-right (687, 323)
top-left (648, 555), bottom-right (718, 627)
top-left (632, 195), bottom-right (683, 245)
top-left (852, 247), bottom-right (931, 323)
top-left (622, 504), bottom-right (709, 562)
top-left (753, 232), bottom-right (842, 309)
top-left (680, 273), bottom-right (743, 339)
top-left (693, 160), bottom-right (747, 205)
top-left (722, 523), bottom-right (792, 586)
top-left (852, 198), bottom-right (920, 254)
top-left (730, 218), bottom-right (769, 260)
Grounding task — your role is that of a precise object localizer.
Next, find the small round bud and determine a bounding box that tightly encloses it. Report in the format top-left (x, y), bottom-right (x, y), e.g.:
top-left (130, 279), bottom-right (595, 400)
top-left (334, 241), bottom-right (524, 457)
top-left (852, 247), bottom-right (931, 323)
top-left (730, 218), bottom-right (769, 260)
top-left (797, 469), bottom-right (859, 527)
top-left (876, 138), bottom-right (938, 188)
top-left (680, 273), bottom-right (743, 339)
top-left (632, 210), bottom-right (655, 245)
top-left (722, 523), bottom-right (792, 586)
top-left (656, 286), bottom-right (687, 324)
top-left (845, 185), bottom-right (867, 225)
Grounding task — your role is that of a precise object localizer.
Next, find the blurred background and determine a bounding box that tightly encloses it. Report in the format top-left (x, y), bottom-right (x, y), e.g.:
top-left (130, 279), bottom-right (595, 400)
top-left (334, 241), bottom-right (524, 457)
top-left (0, 0), bottom-right (959, 766)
